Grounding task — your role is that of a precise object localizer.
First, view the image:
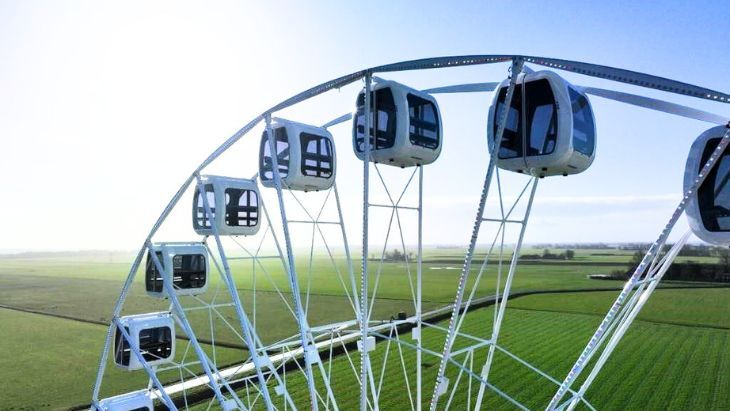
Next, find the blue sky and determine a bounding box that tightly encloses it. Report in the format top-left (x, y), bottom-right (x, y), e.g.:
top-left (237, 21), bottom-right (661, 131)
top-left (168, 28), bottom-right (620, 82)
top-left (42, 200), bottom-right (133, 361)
top-left (1, 0), bottom-right (729, 250)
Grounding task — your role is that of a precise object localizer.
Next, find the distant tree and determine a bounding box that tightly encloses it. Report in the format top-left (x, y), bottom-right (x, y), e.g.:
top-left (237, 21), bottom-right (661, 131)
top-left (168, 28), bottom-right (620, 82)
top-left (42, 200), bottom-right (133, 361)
top-left (565, 249), bottom-right (575, 260)
top-left (718, 248), bottom-right (730, 270)
top-left (384, 249), bottom-right (405, 261)
top-left (542, 249), bottom-right (553, 259)
top-left (628, 249), bottom-right (646, 273)
top-left (610, 269), bottom-right (630, 280)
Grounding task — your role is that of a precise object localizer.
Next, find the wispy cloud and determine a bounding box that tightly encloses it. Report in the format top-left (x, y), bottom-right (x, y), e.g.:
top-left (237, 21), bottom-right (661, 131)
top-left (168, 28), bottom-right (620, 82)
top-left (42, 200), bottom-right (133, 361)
top-left (426, 193), bottom-right (680, 207)
top-left (533, 193), bottom-right (679, 205)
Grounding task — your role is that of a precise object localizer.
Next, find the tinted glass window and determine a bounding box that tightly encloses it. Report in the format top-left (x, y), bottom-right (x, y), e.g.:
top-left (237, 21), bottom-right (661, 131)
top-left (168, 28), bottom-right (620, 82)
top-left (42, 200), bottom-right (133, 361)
top-left (525, 79), bottom-right (557, 157)
top-left (300, 133), bottom-right (334, 178)
top-left (698, 138), bottom-right (730, 232)
top-left (138, 326), bottom-right (173, 362)
top-left (569, 87), bottom-right (595, 156)
top-left (493, 84), bottom-right (523, 159)
top-left (146, 252), bottom-right (207, 293)
top-left (114, 326), bottom-right (131, 366)
top-left (407, 94), bottom-right (440, 149)
top-left (260, 128), bottom-right (290, 181)
top-left (145, 251), bottom-right (164, 293)
top-left (171, 254), bottom-right (206, 290)
top-left (192, 184), bottom-right (215, 230)
top-left (354, 88), bottom-right (397, 152)
top-left (114, 325), bottom-right (172, 367)
top-left (225, 188), bottom-right (258, 228)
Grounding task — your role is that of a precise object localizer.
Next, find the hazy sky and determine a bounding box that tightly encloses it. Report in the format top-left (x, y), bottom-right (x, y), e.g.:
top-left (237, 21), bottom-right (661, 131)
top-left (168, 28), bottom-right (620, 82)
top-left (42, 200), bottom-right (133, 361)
top-left (2, 0), bottom-right (729, 251)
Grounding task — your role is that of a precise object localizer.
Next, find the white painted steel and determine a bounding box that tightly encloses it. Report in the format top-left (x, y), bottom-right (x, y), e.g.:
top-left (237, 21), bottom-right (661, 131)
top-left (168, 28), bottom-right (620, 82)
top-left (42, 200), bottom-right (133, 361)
top-left (473, 178), bottom-right (539, 410)
top-left (360, 73), bottom-right (373, 411)
top-left (263, 114), bottom-right (326, 410)
top-left (583, 87), bottom-right (730, 125)
top-left (147, 247), bottom-right (244, 409)
top-left (96, 389), bottom-right (153, 411)
top-left (548, 127), bottom-right (730, 409)
top-left (193, 175), bottom-right (283, 411)
top-left (429, 58), bottom-right (526, 411)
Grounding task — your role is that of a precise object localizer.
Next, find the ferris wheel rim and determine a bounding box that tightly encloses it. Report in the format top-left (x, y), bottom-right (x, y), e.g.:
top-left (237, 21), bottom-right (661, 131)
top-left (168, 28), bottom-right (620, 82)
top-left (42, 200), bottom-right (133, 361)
top-left (92, 53), bottom-right (730, 409)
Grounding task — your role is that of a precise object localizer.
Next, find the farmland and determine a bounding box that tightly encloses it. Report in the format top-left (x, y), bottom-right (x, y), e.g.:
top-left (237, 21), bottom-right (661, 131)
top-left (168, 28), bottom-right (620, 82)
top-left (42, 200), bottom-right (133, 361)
top-left (0, 248), bottom-right (727, 409)
top-left (0, 308), bottom-right (247, 410)
top-left (183, 287), bottom-right (729, 410)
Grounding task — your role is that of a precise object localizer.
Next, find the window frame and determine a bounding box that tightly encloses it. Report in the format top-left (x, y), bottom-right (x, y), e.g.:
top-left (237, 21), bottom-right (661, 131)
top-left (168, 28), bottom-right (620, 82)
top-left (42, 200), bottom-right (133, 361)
top-left (698, 137), bottom-right (730, 232)
top-left (300, 132), bottom-right (334, 178)
top-left (114, 322), bottom-right (174, 367)
top-left (260, 127), bottom-right (290, 181)
top-left (145, 251), bottom-right (207, 293)
top-left (224, 188), bottom-right (259, 228)
top-left (569, 86), bottom-right (596, 157)
top-left (354, 87), bottom-right (398, 153)
top-left (137, 326), bottom-right (173, 362)
top-left (193, 184), bottom-right (215, 230)
top-left (524, 78), bottom-right (558, 157)
top-left (406, 93), bottom-right (440, 150)
top-left (114, 325), bottom-right (132, 366)
top-left (493, 84), bottom-right (524, 160)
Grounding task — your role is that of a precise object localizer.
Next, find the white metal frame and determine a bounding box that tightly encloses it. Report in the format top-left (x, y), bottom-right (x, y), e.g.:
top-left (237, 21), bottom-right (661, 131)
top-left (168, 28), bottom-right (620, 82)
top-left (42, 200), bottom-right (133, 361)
top-left (90, 54), bottom-right (730, 411)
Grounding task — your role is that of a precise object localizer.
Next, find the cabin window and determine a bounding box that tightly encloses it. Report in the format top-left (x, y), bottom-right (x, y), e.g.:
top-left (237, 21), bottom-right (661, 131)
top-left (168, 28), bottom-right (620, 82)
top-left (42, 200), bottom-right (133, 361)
top-left (260, 128), bottom-right (290, 181)
top-left (493, 85), bottom-right (523, 159)
top-left (115, 322), bottom-right (173, 367)
top-left (525, 79), bottom-right (558, 156)
top-left (698, 138), bottom-right (730, 232)
top-left (407, 94), bottom-right (440, 149)
top-left (145, 251), bottom-right (164, 293)
top-left (569, 87), bottom-right (596, 156)
top-left (193, 184), bottom-right (215, 230)
top-left (114, 326), bottom-right (132, 366)
top-left (146, 252), bottom-right (207, 293)
top-left (171, 254), bottom-right (206, 290)
top-left (138, 326), bottom-right (173, 362)
top-left (300, 133), bottom-right (334, 178)
top-left (225, 188), bottom-right (258, 227)
top-left (114, 325), bottom-right (173, 366)
top-left (354, 88), bottom-right (397, 152)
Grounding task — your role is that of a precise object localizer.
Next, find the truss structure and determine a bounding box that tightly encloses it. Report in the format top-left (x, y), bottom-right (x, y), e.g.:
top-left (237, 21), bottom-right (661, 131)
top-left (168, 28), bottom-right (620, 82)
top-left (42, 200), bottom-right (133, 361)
top-left (91, 55), bottom-right (730, 410)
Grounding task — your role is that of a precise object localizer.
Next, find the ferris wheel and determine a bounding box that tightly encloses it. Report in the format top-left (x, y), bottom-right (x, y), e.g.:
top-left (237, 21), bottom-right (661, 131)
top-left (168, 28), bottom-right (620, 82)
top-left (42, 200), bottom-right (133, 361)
top-left (90, 55), bottom-right (730, 411)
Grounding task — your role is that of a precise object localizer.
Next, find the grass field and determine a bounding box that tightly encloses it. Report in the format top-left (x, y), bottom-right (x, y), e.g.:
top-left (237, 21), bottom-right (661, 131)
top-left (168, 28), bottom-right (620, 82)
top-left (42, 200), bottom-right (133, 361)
top-left (0, 249), bottom-right (727, 409)
top-left (189, 288), bottom-right (730, 410)
top-left (509, 288), bottom-right (730, 329)
top-left (0, 308), bottom-right (248, 410)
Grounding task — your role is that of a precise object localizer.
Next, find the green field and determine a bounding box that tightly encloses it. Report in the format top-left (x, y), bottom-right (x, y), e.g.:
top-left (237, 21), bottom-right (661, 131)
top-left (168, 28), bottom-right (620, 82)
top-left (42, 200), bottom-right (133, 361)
top-left (0, 249), bottom-right (727, 409)
top-left (0, 308), bottom-right (248, 410)
top-left (189, 288), bottom-right (730, 410)
top-left (509, 288), bottom-right (730, 329)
